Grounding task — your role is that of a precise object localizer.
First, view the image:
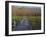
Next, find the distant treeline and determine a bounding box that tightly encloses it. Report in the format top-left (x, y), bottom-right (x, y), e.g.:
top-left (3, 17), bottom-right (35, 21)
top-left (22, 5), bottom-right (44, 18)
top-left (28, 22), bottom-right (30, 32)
top-left (12, 6), bottom-right (41, 16)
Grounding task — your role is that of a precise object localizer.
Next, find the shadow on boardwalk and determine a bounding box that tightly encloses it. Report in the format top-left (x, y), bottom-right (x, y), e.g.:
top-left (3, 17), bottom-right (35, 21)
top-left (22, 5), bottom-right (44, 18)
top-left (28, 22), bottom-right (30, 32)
top-left (15, 16), bottom-right (32, 31)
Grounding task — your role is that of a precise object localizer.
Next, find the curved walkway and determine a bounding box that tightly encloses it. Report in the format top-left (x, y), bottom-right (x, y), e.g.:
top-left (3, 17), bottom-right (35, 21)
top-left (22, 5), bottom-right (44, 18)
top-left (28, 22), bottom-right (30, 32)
top-left (16, 16), bottom-right (32, 31)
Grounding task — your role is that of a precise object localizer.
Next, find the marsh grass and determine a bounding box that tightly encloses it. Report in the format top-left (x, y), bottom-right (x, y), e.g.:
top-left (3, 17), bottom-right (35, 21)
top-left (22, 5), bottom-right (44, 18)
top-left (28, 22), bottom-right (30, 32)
top-left (12, 16), bottom-right (41, 30)
top-left (12, 16), bottom-right (22, 23)
top-left (27, 16), bottom-right (41, 30)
